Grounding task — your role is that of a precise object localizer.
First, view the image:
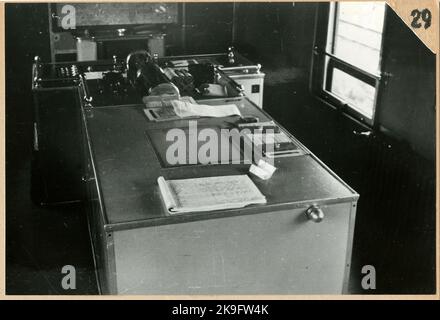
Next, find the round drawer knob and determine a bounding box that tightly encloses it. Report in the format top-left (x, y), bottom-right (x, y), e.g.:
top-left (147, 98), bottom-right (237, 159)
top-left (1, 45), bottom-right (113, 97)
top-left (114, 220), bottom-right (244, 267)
top-left (306, 205), bottom-right (324, 223)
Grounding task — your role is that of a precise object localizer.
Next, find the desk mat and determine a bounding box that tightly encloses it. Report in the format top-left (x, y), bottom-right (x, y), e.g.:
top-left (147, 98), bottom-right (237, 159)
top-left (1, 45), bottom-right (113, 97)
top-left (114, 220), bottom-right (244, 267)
top-left (145, 125), bottom-right (248, 168)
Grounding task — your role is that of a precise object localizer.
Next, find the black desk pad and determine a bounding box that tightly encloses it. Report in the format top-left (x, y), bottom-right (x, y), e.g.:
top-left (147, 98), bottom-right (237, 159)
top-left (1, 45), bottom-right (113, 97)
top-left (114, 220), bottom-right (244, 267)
top-left (145, 124), bottom-right (246, 168)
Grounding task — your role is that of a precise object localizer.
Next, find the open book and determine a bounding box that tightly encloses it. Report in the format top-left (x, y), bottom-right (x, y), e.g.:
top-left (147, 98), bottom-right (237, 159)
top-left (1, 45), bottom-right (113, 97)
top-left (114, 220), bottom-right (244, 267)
top-left (157, 175), bottom-right (266, 214)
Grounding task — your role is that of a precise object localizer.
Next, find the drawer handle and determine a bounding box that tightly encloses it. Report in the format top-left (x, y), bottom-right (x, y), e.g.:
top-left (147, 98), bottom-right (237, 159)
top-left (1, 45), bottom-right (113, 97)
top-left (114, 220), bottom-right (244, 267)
top-left (306, 205), bottom-right (324, 223)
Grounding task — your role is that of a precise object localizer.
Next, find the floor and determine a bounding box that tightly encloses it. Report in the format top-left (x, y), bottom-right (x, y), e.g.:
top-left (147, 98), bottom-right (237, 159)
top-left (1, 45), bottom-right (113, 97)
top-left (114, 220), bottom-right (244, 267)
top-left (6, 64), bottom-right (436, 294)
top-left (6, 109), bottom-right (98, 294)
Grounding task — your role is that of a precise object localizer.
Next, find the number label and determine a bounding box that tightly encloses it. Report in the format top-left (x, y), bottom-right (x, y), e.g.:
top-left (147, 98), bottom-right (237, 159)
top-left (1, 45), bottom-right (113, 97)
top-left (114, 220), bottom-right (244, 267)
top-left (411, 9), bottom-right (431, 29)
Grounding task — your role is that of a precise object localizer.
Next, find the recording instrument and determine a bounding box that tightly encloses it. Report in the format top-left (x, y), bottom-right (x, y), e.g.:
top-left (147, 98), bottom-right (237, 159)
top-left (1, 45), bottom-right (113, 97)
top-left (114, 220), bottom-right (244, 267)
top-left (163, 67), bottom-right (195, 95)
top-left (99, 71), bottom-right (127, 96)
top-left (126, 50), bottom-right (167, 96)
top-left (188, 63), bottom-right (215, 87)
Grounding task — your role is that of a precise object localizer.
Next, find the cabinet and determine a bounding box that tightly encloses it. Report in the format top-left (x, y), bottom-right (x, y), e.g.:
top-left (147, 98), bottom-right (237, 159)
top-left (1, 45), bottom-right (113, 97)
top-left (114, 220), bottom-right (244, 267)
top-left (32, 57), bottom-right (358, 294)
top-left (222, 67), bottom-right (265, 107)
top-left (82, 103), bottom-right (358, 294)
top-left (113, 202), bottom-right (355, 294)
top-left (81, 107), bottom-right (116, 294)
top-left (31, 60), bottom-right (84, 204)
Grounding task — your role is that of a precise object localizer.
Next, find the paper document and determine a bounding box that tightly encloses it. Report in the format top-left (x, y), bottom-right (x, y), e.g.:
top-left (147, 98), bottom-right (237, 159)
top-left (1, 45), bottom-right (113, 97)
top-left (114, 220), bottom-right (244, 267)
top-left (144, 96), bottom-right (196, 109)
top-left (157, 175), bottom-right (266, 214)
top-left (144, 96), bottom-right (198, 122)
top-left (171, 100), bottom-right (241, 118)
top-left (249, 160), bottom-right (277, 180)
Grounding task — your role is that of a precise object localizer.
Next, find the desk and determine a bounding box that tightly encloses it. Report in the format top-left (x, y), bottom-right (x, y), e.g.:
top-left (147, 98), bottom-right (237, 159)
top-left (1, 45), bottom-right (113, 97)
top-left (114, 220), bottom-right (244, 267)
top-left (32, 57), bottom-right (358, 294)
top-left (81, 98), bottom-right (358, 294)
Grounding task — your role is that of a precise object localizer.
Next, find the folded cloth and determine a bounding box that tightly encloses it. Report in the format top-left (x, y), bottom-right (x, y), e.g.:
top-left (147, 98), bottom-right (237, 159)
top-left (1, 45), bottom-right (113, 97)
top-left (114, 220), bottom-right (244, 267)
top-left (171, 100), bottom-right (241, 118)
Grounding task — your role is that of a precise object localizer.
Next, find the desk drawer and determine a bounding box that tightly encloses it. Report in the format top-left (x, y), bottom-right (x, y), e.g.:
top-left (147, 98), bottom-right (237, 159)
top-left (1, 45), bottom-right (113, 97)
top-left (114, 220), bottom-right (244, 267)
top-left (111, 201), bottom-right (356, 294)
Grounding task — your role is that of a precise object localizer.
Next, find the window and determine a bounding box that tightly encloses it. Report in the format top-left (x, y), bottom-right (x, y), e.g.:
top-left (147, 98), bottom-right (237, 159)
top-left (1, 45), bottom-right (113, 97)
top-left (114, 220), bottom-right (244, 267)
top-left (329, 2), bottom-right (385, 74)
top-left (314, 2), bottom-right (387, 125)
top-left (331, 69), bottom-right (376, 118)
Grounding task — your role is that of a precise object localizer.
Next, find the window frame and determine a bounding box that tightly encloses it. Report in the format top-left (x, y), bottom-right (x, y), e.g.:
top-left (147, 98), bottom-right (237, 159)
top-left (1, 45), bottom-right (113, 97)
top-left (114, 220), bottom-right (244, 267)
top-left (310, 2), bottom-right (388, 127)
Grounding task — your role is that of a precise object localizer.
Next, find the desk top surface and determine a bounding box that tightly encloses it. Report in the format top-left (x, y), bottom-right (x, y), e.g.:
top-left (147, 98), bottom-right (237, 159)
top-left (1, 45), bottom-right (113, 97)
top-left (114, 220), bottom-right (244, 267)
top-left (85, 97), bottom-right (358, 231)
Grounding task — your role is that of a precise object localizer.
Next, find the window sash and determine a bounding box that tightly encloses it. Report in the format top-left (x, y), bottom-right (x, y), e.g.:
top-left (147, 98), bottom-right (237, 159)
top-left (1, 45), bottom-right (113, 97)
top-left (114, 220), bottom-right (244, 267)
top-left (311, 3), bottom-right (386, 127)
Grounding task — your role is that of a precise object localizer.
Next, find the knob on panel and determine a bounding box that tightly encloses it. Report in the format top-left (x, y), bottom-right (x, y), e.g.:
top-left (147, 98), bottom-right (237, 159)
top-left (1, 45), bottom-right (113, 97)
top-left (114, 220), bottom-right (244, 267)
top-left (306, 205), bottom-right (324, 223)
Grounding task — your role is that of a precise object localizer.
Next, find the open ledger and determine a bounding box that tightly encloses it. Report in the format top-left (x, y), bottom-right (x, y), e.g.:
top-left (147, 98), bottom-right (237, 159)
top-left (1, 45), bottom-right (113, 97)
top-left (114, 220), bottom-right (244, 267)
top-left (157, 175), bottom-right (267, 214)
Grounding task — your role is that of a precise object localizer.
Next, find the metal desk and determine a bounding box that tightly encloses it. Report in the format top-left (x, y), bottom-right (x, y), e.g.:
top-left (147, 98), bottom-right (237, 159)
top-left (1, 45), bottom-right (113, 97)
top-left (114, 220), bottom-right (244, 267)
top-left (32, 57), bottom-right (358, 294)
top-left (81, 96), bottom-right (358, 294)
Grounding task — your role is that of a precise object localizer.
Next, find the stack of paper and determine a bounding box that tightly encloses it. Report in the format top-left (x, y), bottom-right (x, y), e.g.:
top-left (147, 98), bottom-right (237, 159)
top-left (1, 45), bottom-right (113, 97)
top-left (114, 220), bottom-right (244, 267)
top-left (157, 175), bottom-right (266, 214)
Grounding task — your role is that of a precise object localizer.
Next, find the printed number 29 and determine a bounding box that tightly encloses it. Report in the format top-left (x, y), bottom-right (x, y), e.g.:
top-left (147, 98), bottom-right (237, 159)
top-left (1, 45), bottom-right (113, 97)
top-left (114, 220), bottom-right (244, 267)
top-left (411, 9), bottom-right (431, 29)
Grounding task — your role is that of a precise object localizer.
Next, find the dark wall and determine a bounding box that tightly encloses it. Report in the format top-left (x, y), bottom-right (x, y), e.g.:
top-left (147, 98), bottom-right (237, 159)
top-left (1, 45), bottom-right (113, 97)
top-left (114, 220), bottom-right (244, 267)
top-left (5, 3), bottom-right (51, 267)
top-left (377, 9), bottom-right (436, 161)
top-left (6, 3), bottom-right (51, 109)
top-left (234, 2), bottom-right (316, 72)
top-left (28, 3), bottom-right (317, 74)
top-left (182, 1), bottom-right (317, 76)
top-left (6, 3), bottom-right (51, 166)
top-left (182, 2), bottom-right (234, 54)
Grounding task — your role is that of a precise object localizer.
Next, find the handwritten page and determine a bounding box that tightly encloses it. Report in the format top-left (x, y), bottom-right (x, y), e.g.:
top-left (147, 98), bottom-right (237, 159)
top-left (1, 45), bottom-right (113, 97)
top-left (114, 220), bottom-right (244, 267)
top-left (157, 175), bottom-right (266, 214)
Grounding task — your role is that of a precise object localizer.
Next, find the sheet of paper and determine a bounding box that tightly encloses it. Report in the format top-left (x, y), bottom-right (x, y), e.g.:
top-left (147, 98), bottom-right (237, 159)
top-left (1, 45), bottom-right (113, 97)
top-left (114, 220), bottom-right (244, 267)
top-left (157, 175), bottom-right (266, 214)
top-left (249, 159), bottom-right (277, 180)
top-left (144, 97), bottom-right (199, 122)
top-left (144, 96), bottom-right (196, 109)
top-left (171, 100), bottom-right (241, 118)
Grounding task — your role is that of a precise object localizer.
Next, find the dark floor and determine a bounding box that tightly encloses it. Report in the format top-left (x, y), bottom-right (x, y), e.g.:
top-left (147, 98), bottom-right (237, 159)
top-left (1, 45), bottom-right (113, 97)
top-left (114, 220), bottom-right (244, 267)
top-left (6, 65), bottom-right (436, 294)
top-left (6, 131), bottom-right (97, 294)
